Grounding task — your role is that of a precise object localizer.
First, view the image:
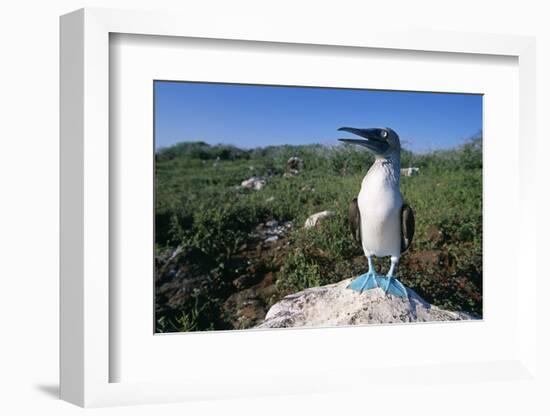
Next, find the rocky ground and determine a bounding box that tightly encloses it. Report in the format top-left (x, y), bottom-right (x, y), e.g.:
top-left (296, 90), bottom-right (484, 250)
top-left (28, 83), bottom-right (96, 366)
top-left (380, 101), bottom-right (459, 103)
top-left (222, 219), bottom-right (294, 328)
top-left (155, 218), bottom-right (295, 330)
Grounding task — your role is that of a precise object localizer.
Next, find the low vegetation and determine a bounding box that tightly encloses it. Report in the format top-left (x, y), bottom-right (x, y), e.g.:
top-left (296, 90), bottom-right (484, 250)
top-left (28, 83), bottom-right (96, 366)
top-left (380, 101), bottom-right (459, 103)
top-left (155, 134), bottom-right (482, 332)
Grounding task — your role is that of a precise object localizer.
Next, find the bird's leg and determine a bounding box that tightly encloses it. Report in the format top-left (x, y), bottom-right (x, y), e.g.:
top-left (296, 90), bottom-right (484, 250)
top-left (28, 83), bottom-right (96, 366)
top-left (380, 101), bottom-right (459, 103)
top-left (386, 257), bottom-right (398, 279)
top-left (382, 256), bottom-right (408, 298)
top-left (367, 256), bottom-right (375, 274)
top-left (347, 256), bottom-right (378, 293)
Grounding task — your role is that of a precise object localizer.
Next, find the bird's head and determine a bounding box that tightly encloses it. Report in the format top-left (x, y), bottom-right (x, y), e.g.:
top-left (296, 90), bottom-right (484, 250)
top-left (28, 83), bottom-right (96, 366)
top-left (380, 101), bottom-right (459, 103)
top-left (337, 127), bottom-right (400, 158)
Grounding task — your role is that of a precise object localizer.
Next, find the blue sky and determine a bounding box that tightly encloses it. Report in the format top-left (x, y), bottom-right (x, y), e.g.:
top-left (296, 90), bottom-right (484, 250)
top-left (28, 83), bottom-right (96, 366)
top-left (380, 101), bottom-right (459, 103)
top-left (154, 81), bottom-right (482, 153)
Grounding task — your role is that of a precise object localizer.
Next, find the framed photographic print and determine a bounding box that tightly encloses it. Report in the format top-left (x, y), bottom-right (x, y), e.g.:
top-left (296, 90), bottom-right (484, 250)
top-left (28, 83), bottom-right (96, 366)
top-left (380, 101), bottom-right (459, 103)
top-left (60, 8), bottom-right (538, 408)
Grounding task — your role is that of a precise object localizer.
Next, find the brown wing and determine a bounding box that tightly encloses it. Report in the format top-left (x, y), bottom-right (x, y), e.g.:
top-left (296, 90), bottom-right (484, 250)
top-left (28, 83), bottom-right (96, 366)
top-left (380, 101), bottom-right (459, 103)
top-left (349, 198), bottom-right (362, 245)
top-left (401, 204), bottom-right (415, 253)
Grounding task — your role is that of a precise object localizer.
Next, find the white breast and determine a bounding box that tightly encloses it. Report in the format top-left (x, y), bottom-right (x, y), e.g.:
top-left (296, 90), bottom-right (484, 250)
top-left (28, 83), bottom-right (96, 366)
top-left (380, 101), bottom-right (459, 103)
top-left (357, 161), bottom-right (403, 258)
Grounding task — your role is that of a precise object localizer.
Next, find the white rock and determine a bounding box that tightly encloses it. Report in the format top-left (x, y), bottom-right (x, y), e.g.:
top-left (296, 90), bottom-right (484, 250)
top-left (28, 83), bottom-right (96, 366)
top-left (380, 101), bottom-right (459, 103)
top-left (304, 210), bottom-right (335, 229)
top-left (241, 176), bottom-right (266, 190)
top-left (256, 279), bottom-right (475, 328)
top-left (264, 236), bottom-right (279, 244)
top-left (287, 156), bottom-right (304, 171)
top-left (401, 167), bottom-right (420, 177)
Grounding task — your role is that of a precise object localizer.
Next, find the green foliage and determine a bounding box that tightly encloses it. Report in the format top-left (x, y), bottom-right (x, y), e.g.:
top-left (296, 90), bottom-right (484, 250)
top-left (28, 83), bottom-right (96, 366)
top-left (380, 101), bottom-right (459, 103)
top-left (401, 132), bottom-right (482, 171)
top-left (277, 249), bottom-right (322, 293)
top-left (156, 141), bottom-right (250, 161)
top-left (156, 134), bottom-right (483, 331)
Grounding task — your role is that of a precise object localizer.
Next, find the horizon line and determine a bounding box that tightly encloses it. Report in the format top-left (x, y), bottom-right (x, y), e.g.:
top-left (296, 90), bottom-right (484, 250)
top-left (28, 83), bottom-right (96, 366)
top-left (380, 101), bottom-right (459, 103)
top-left (155, 133), bottom-right (482, 155)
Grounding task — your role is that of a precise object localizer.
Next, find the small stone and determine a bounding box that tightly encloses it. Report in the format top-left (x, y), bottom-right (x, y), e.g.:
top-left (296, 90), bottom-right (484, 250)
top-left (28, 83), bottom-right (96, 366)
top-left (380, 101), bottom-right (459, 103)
top-left (304, 210), bottom-right (335, 229)
top-left (287, 156), bottom-right (304, 171)
top-left (401, 167), bottom-right (420, 177)
top-left (265, 220), bottom-right (279, 228)
top-left (241, 176), bottom-right (266, 190)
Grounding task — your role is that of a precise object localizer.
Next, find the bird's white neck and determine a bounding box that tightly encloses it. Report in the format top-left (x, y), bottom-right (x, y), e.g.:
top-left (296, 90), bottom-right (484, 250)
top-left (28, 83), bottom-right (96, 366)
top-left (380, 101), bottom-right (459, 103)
top-left (366, 152), bottom-right (401, 187)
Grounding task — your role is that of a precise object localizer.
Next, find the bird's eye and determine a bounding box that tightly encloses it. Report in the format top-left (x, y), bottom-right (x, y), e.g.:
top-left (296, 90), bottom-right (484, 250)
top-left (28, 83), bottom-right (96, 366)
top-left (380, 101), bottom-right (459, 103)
top-left (380, 130), bottom-right (388, 138)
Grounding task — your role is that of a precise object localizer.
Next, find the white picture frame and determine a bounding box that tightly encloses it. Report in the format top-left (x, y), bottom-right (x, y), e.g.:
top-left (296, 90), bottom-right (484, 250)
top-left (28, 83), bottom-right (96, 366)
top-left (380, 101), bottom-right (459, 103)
top-left (60, 7), bottom-right (539, 408)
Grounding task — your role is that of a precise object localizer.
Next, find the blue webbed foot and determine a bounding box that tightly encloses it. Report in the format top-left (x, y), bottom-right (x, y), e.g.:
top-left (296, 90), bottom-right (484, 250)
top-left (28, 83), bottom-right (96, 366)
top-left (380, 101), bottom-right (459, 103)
top-left (347, 271), bottom-right (379, 293)
top-left (378, 275), bottom-right (408, 298)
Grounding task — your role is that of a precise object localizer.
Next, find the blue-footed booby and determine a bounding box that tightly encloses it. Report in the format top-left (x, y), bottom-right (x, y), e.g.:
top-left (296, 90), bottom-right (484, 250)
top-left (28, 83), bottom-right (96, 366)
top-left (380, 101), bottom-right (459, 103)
top-left (338, 127), bottom-right (415, 297)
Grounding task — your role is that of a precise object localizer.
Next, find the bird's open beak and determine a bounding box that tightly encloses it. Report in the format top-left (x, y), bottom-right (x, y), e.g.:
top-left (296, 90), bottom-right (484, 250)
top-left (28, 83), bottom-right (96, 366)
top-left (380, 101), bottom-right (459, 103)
top-left (337, 127), bottom-right (389, 154)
